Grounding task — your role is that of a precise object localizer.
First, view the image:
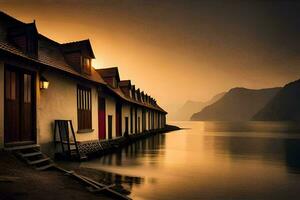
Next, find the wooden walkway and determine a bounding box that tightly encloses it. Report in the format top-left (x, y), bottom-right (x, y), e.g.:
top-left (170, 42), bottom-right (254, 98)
top-left (55, 166), bottom-right (132, 200)
top-left (5, 145), bottom-right (131, 200)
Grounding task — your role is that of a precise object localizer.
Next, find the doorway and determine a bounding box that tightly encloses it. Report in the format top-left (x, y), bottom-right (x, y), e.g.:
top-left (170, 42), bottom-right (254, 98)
top-left (125, 117), bottom-right (129, 136)
top-left (108, 115), bottom-right (112, 139)
top-left (116, 102), bottom-right (122, 137)
top-left (4, 66), bottom-right (36, 145)
top-left (98, 97), bottom-right (106, 140)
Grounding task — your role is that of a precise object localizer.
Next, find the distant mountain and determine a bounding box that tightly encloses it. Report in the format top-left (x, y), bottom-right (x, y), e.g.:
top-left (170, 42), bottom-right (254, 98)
top-left (172, 92), bottom-right (225, 121)
top-left (253, 79), bottom-right (300, 121)
top-left (172, 101), bottom-right (205, 121)
top-left (191, 87), bottom-right (281, 121)
top-left (209, 92), bottom-right (225, 104)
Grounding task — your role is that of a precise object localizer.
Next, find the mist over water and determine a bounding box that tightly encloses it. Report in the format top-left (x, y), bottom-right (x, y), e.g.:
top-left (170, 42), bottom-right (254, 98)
top-left (75, 121), bottom-right (300, 199)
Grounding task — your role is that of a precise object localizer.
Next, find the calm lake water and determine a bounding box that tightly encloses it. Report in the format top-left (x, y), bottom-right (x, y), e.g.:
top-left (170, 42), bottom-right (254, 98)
top-left (74, 121), bottom-right (300, 199)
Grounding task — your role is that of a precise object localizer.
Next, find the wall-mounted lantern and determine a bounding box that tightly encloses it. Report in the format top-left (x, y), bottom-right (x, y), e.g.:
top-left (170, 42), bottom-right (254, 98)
top-left (40, 76), bottom-right (49, 89)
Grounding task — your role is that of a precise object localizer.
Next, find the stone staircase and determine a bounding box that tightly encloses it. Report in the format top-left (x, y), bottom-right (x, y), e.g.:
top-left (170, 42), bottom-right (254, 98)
top-left (5, 144), bottom-right (55, 171)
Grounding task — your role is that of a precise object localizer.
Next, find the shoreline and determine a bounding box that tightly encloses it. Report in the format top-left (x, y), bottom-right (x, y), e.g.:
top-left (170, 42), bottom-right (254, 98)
top-left (0, 126), bottom-right (180, 200)
top-left (55, 125), bottom-right (181, 198)
top-left (56, 124), bottom-right (181, 160)
top-left (0, 151), bottom-right (114, 200)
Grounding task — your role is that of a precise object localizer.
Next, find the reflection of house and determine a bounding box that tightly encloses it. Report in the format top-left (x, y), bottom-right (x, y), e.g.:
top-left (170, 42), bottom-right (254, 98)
top-left (0, 12), bottom-right (167, 156)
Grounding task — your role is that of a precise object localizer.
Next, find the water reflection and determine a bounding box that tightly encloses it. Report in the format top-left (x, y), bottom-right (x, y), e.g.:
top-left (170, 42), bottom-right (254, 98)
top-left (76, 122), bottom-right (300, 199)
top-left (284, 139), bottom-right (300, 173)
top-left (205, 134), bottom-right (300, 173)
top-left (205, 135), bottom-right (286, 161)
top-left (97, 134), bottom-right (166, 167)
top-left (94, 170), bottom-right (160, 196)
top-left (204, 121), bottom-right (300, 132)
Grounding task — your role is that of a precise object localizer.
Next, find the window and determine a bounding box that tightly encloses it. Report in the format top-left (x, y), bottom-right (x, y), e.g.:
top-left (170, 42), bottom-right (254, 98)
top-left (5, 70), bottom-right (16, 100)
top-left (125, 117), bottom-right (129, 135)
top-left (111, 77), bottom-right (118, 88)
top-left (108, 115), bottom-right (113, 139)
top-left (24, 74), bottom-right (31, 103)
top-left (77, 85), bottom-right (92, 130)
top-left (82, 57), bottom-right (91, 75)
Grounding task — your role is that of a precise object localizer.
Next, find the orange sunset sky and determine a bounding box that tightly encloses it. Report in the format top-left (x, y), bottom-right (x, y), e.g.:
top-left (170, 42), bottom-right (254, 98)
top-left (1, 0), bottom-right (300, 117)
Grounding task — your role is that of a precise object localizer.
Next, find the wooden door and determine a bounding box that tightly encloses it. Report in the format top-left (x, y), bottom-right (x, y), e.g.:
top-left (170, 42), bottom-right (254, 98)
top-left (138, 117), bottom-right (140, 133)
top-left (142, 110), bottom-right (146, 132)
top-left (135, 107), bottom-right (137, 133)
top-left (108, 115), bottom-right (112, 139)
top-left (116, 102), bottom-right (122, 137)
top-left (98, 97), bottom-right (106, 140)
top-left (4, 67), bottom-right (35, 144)
top-left (148, 112), bottom-right (150, 130)
top-left (130, 107), bottom-right (133, 134)
top-left (4, 69), bottom-right (19, 143)
top-left (22, 73), bottom-right (34, 141)
top-left (125, 117), bottom-right (129, 136)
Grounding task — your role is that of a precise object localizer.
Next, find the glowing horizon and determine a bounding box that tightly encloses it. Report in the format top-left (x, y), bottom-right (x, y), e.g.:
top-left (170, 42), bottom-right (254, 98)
top-left (1, 0), bottom-right (300, 117)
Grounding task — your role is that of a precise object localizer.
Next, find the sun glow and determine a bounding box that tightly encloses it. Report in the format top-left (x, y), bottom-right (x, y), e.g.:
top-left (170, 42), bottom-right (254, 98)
top-left (92, 59), bottom-right (103, 69)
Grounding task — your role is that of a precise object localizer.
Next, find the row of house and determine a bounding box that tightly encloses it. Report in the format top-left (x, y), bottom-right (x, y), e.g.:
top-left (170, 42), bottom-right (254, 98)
top-left (0, 12), bottom-right (167, 156)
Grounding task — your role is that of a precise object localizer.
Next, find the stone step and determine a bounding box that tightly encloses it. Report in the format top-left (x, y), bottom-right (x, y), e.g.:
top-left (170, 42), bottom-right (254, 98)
top-left (5, 144), bottom-right (40, 151)
top-left (36, 163), bottom-right (56, 171)
top-left (18, 151), bottom-right (42, 158)
top-left (28, 157), bottom-right (50, 165)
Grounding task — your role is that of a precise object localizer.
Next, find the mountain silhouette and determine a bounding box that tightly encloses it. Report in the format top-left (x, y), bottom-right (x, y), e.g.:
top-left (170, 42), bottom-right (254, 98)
top-left (253, 79), bottom-right (300, 121)
top-left (191, 87), bottom-right (281, 121)
top-left (171, 92), bottom-right (225, 121)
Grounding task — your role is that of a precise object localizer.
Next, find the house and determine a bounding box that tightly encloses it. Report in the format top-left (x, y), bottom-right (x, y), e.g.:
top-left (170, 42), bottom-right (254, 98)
top-left (130, 85), bottom-right (137, 134)
top-left (0, 11), bottom-right (167, 157)
top-left (96, 67), bottom-right (120, 139)
top-left (119, 80), bottom-right (133, 136)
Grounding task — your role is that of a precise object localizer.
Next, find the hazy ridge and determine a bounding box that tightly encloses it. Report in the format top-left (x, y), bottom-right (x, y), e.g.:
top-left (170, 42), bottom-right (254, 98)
top-left (171, 92), bottom-right (225, 121)
top-left (191, 87), bottom-right (281, 121)
top-left (253, 79), bottom-right (300, 121)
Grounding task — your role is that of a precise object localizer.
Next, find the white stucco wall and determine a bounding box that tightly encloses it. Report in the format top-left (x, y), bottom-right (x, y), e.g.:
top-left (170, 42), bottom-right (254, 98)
top-left (38, 70), bottom-right (99, 154)
top-left (122, 103), bottom-right (131, 135)
top-left (0, 61), bottom-right (4, 148)
top-left (105, 95), bottom-right (116, 138)
top-left (145, 110), bottom-right (149, 130)
top-left (0, 61), bottom-right (167, 152)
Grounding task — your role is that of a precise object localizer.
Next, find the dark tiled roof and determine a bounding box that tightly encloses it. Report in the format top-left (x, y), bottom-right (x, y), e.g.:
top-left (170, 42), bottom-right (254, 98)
top-left (0, 11), bottom-right (106, 85)
top-left (95, 70), bottom-right (167, 113)
top-left (105, 84), bottom-right (167, 113)
top-left (119, 80), bottom-right (131, 88)
top-left (61, 39), bottom-right (95, 58)
top-left (0, 11), bottom-right (166, 114)
top-left (7, 22), bottom-right (38, 37)
top-left (131, 85), bottom-right (136, 91)
top-left (38, 35), bottom-right (105, 84)
top-left (96, 67), bottom-right (120, 81)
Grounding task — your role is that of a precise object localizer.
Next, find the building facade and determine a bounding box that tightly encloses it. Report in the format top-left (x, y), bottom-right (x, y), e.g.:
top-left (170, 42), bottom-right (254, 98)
top-left (0, 12), bottom-right (167, 156)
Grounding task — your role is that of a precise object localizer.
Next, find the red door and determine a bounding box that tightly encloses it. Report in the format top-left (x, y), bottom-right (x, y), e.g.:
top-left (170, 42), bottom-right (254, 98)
top-left (98, 97), bottom-right (106, 140)
top-left (4, 66), bottom-right (35, 144)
